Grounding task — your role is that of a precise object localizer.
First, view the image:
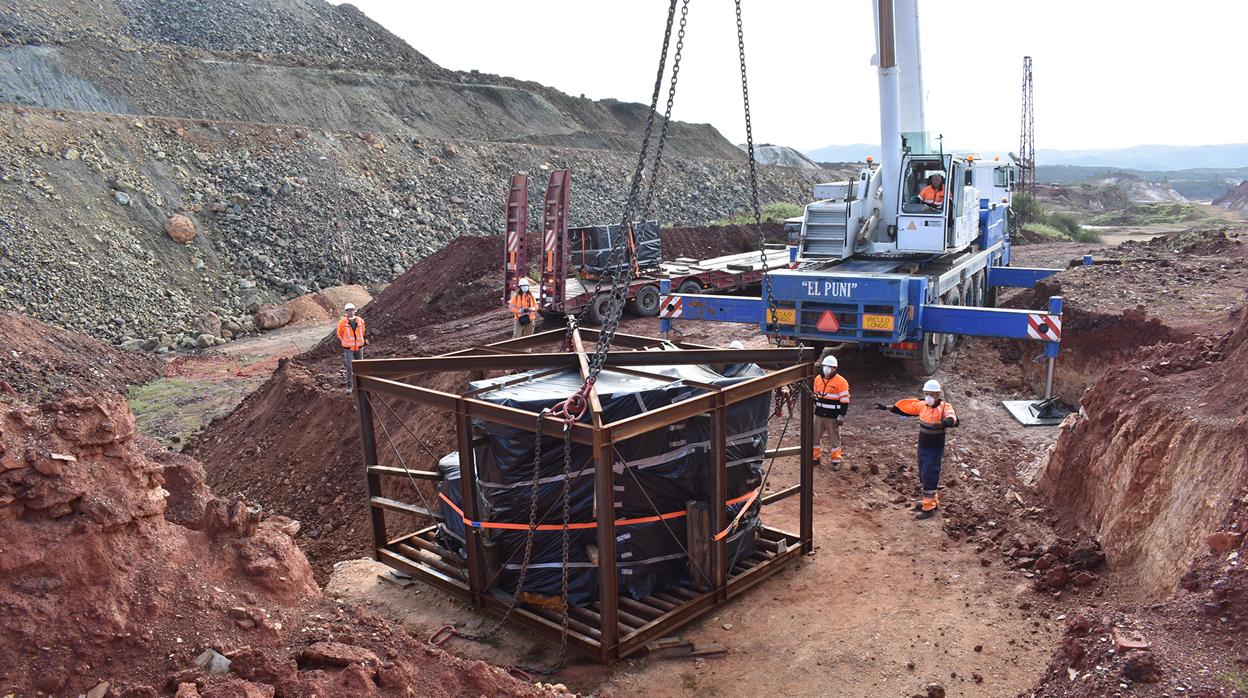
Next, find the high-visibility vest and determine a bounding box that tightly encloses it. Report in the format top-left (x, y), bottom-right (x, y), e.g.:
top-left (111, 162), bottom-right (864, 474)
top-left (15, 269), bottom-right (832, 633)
top-left (509, 291), bottom-right (537, 320)
top-left (812, 374), bottom-right (850, 417)
top-left (337, 316), bottom-right (366, 350)
top-left (919, 184), bottom-right (945, 206)
top-left (893, 397), bottom-right (957, 445)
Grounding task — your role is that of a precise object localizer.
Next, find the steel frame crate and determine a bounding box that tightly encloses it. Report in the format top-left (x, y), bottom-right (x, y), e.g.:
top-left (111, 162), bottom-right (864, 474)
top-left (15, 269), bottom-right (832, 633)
top-left (350, 328), bottom-right (816, 662)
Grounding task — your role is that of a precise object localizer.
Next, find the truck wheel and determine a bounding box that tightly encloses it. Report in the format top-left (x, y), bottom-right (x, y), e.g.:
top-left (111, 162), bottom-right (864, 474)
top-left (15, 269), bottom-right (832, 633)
top-left (626, 284), bottom-right (661, 317)
top-left (588, 293), bottom-right (613, 326)
top-left (941, 287), bottom-right (963, 353)
top-left (969, 272), bottom-right (986, 307)
top-left (677, 280), bottom-right (702, 295)
top-left (903, 331), bottom-right (943, 377)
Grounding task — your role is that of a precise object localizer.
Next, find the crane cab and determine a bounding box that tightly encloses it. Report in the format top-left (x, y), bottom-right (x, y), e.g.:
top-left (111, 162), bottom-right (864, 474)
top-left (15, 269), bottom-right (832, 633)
top-left (895, 151), bottom-right (980, 254)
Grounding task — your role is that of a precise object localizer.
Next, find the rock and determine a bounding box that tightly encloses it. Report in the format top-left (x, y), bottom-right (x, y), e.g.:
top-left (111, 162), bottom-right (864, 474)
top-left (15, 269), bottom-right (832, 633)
top-left (1072, 571), bottom-right (1098, 587)
top-left (174, 682), bottom-right (201, 698)
top-left (1034, 552), bottom-right (1057, 571)
top-left (113, 190), bottom-right (131, 206)
top-left (192, 312), bottom-right (222, 338)
top-left (1122, 650), bottom-right (1161, 683)
top-left (195, 648), bottom-right (232, 674)
top-left (1039, 564), bottom-right (1071, 590)
top-left (229, 647), bottom-right (298, 687)
top-left (449, 195), bottom-right (465, 205)
top-left (63, 148), bottom-right (81, 161)
top-left (1206, 531), bottom-right (1244, 554)
top-left (165, 214), bottom-right (197, 244)
top-left (254, 305), bottom-right (293, 331)
top-left (1065, 613), bottom-right (1094, 635)
top-left (195, 334), bottom-right (217, 348)
top-left (925, 683), bottom-right (946, 698)
top-left (1113, 628), bottom-right (1150, 652)
top-left (298, 641), bottom-right (380, 668)
top-left (120, 338), bottom-right (146, 352)
top-left (33, 458), bottom-right (64, 476)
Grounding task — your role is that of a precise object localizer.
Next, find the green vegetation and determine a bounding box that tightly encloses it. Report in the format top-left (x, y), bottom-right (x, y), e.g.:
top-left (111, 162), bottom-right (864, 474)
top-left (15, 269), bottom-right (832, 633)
top-left (1087, 202), bottom-right (1207, 227)
top-left (1014, 193), bottom-right (1101, 244)
top-left (714, 202), bottom-right (804, 226)
top-left (127, 376), bottom-right (262, 447)
top-left (1219, 671), bottom-right (1248, 692)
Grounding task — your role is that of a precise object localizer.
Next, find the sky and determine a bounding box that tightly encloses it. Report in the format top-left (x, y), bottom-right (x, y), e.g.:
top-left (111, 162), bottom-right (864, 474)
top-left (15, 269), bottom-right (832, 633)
top-left (336, 1), bottom-right (1247, 152)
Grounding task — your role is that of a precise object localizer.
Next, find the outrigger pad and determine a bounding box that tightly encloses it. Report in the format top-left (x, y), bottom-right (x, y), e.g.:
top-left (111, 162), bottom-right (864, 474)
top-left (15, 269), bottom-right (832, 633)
top-left (1002, 397), bottom-right (1070, 427)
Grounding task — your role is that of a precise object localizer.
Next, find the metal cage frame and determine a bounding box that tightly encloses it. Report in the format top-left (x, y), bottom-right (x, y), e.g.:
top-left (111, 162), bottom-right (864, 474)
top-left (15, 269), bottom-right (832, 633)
top-left (352, 328), bottom-right (815, 662)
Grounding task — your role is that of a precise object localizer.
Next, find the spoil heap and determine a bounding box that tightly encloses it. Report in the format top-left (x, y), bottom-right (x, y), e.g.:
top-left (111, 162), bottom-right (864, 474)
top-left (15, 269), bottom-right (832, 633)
top-left (0, 393), bottom-right (561, 696)
top-left (0, 309), bottom-right (162, 399)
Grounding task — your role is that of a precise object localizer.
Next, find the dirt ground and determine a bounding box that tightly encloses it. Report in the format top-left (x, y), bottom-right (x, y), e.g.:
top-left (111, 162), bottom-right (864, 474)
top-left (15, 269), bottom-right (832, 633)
top-left (328, 332), bottom-right (1074, 697)
top-left (134, 223), bottom-right (1248, 696)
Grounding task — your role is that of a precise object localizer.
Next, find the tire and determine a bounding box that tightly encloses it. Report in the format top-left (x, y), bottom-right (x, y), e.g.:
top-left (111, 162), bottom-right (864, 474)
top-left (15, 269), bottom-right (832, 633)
top-left (677, 279), bottom-right (702, 295)
top-left (969, 272), bottom-right (986, 307)
top-left (941, 287), bottom-right (963, 354)
top-left (587, 293), bottom-right (612, 326)
top-left (903, 331), bottom-right (943, 378)
top-left (626, 284), bottom-right (661, 317)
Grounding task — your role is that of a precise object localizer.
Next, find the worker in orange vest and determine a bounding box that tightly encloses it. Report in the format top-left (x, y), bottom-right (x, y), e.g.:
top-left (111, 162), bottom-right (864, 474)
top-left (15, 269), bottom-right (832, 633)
top-left (812, 354), bottom-right (850, 470)
top-left (509, 278), bottom-right (538, 338)
top-left (919, 173), bottom-right (946, 209)
top-left (337, 302), bottom-right (366, 392)
top-left (876, 379), bottom-right (958, 519)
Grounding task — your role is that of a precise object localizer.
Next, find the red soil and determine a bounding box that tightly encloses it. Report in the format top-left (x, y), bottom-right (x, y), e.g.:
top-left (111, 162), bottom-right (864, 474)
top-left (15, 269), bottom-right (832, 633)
top-left (0, 392), bottom-right (559, 697)
top-left (0, 310), bottom-right (162, 399)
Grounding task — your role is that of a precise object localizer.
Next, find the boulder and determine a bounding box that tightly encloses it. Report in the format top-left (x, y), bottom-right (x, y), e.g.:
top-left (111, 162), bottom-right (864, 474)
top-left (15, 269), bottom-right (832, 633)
top-left (165, 215), bottom-right (197, 244)
top-left (254, 305), bottom-right (293, 331)
top-left (113, 191), bottom-right (131, 206)
top-left (298, 641), bottom-right (380, 669)
top-left (192, 312), bottom-right (222, 338)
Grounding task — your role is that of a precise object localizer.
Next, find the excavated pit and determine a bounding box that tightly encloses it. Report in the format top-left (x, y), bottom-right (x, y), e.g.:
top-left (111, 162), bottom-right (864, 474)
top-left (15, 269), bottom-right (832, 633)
top-left (1038, 306), bottom-right (1248, 597)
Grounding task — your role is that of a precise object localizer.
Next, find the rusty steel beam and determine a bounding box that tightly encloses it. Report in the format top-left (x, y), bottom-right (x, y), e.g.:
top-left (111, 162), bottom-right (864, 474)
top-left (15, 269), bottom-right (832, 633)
top-left (594, 436), bottom-right (620, 659)
top-left (355, 375), bottom-right (597, 445)
top-left (760, 483), bottom-right (801, 506)
top-left (352, 347), bottom-right (812, 379)
top-left (355, 388), bottom-right (387, 558)
top-left (604, 362), bottom-right (810, 444)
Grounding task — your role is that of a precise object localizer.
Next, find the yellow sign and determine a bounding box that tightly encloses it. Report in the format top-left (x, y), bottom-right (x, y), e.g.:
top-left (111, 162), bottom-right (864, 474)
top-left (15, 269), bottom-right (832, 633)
top-left (769, 308), bottom-right (796, 325)
top-left (861, 313), bottom-right (895, 331)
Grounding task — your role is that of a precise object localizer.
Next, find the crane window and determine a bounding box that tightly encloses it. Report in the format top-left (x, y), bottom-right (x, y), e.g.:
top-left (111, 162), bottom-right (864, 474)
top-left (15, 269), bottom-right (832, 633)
top-left (902, 161), bottom-right (947, 213)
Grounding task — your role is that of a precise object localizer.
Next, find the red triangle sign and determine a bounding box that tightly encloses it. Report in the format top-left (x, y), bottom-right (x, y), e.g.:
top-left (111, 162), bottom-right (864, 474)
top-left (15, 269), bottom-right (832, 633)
top-left (817, 310), bottom-right (840, 333)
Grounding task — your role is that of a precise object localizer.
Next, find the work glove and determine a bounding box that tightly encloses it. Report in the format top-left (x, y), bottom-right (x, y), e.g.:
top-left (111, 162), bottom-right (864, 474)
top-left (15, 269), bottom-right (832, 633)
top-left (941, 416), bottom-right (956, 428)
top-left (874, 403), bottom-right (888, 411)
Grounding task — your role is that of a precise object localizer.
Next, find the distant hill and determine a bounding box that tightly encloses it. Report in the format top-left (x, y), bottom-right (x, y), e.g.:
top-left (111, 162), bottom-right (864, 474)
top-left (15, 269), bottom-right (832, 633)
top-left (803, 143), bottom-right (1248, 173)
top-left (1036, 144), bottom-right (1248, 170)
top-left (741, 144), bottom-right (822, 171)
top-left (1035, 165), bottom-right (1248, 201)
top-left (803, 143), bottom-right (878, 164)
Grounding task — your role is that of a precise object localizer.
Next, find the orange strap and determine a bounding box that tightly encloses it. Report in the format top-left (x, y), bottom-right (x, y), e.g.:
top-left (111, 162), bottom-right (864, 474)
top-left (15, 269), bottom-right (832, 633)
top-left (437, 489), bottom-right (758, 534)
top-left (712, 488), bottom-right (759, 541)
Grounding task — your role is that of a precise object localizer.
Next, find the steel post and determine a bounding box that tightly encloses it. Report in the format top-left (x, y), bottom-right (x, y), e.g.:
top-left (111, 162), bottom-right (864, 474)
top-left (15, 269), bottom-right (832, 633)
top-left (455, 407), bottom-right (486, 607)
top-left (799, 364), bottom-right (814, 553)
top-left (594, 434), bottom-right (620, 660)
top-left (354, 388), bottom-right (387, 557)
top-left (1043, 295), bottom-right (1063, 398)
top-left (711, 397), bottom-right (729, 602)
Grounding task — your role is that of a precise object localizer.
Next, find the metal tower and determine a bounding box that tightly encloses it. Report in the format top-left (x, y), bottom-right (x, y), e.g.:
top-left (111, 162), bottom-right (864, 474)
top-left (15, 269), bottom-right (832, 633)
top-left (1019, 56), bottom-right (1035, 200)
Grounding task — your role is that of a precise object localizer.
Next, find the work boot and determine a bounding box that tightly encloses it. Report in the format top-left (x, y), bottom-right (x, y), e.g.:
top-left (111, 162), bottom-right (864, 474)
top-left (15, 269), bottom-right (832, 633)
top-left (915, 491), bottom-right (939, 519)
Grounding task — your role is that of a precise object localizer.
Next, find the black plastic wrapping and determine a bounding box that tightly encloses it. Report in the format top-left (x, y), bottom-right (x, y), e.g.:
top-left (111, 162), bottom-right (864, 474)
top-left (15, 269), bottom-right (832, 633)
top-left (435, 360), bottom-right (770, 606)
top-left (569, 220), bottom-right (661, 277)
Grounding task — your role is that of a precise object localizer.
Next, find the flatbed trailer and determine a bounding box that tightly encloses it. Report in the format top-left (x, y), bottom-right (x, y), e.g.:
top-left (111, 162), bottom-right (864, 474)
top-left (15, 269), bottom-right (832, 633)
top-left (504, 170), bottom-right (788, 325)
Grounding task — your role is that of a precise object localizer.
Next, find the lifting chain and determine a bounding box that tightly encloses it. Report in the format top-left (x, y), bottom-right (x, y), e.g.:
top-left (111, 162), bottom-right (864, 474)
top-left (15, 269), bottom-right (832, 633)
top-left (735, 0), bottom-right (817, 395)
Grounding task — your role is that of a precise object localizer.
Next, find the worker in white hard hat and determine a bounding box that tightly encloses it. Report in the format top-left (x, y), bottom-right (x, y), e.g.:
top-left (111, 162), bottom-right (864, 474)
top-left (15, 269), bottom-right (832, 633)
top-left (876, 379), bottom-right (958, 519)
top-left (811, 354), bottom-right (850, 470)
top-left (508, 278), bottom-right (538, 338)
top-left (337, 302), bottom-right (366, 393)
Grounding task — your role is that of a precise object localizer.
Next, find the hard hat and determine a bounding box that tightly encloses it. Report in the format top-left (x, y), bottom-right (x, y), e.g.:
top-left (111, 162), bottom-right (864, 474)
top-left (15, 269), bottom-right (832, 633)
top-left (821, 355), bottom-right (838, 368)
top-left (729, 340), bottom-right (745, 349)
top-left (518, 278), bottom-right (529, 289)
top-left (344, 303), bottom-right (356, 311)
top-left (923, 379), bottom-right (942, 393)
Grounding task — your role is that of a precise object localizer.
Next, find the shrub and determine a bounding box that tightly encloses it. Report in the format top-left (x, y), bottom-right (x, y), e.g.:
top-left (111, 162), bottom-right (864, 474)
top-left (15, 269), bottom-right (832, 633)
top-left (714, 202), bottom-right (804, 226)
